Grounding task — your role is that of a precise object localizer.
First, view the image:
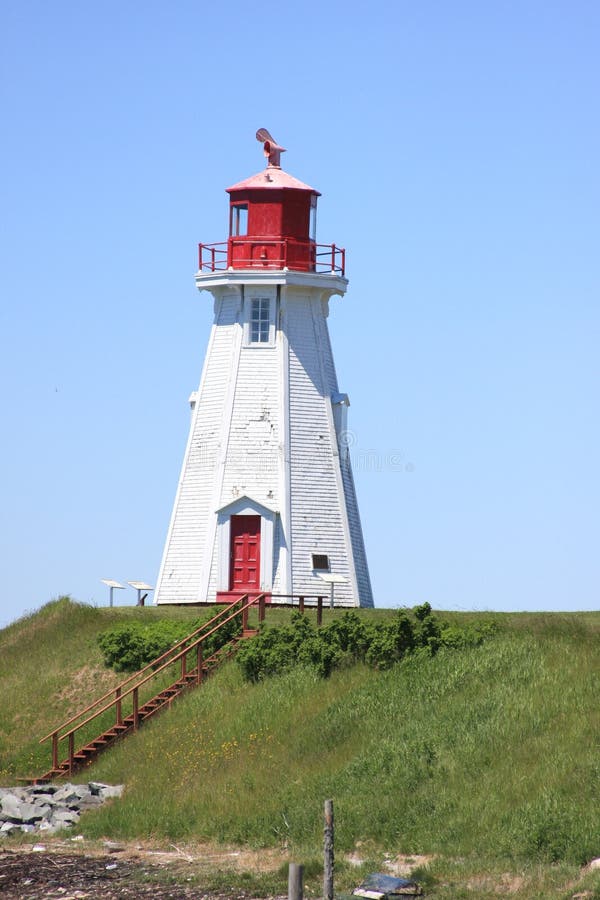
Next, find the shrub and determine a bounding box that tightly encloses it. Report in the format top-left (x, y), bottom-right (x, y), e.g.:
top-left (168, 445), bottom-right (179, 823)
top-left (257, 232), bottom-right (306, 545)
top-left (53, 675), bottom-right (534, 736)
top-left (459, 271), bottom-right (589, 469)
top-left (98, 609), bottom-right (241, 673)
top-left (236, 606), bottom-right (491, 682)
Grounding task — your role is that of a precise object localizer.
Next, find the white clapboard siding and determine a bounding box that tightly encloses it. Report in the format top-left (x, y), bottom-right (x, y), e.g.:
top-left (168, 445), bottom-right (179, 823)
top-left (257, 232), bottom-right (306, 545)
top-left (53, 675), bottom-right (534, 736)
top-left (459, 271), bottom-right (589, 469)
top-left (285, 291), bottom-right (355, 605)
top-left (155, 293), bottom-right (240, 604)
top-left (218, 344), bottom-right (280, 506)
top-left (339, 451), bottom-right (374, 607)
top-left (156, 272), bottom-right (373, 608)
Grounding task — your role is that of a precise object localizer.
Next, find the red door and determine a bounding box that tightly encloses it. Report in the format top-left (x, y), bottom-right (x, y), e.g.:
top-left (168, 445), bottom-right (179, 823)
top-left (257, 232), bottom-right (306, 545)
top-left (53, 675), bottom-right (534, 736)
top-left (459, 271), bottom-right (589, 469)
top-left (229, 515), bottom-right (261, 592)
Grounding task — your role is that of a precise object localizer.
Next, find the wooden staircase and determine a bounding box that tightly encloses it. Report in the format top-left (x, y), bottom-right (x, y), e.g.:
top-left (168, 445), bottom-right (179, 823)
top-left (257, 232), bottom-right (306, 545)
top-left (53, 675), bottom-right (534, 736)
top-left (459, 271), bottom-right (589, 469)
top-left (35, 595), bottom-right (265, 782)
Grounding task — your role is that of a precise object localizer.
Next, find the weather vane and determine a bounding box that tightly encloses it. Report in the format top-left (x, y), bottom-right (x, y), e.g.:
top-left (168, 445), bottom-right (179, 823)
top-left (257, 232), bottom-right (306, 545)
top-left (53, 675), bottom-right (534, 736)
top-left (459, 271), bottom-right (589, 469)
top-left (256, 128), bottom-right (286, 167)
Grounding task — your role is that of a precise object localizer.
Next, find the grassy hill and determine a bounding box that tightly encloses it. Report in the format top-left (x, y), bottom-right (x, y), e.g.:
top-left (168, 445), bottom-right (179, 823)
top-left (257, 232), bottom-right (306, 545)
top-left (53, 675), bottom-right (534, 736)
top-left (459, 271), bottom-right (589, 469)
top-left (1, 597), bottom-right (599, 899)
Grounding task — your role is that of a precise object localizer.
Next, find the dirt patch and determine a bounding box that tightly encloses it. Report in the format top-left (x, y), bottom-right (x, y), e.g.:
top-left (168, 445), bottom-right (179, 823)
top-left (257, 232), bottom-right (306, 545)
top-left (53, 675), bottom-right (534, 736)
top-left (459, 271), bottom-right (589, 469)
top-left (1, 848), bottom-right (186, 899)
top-left (384, 854), bottom-right (433, 876)
top-left (344, 850), bottom-right (433, 876)
top-left (0, 842), bottom-right (287, 900)
top-left (87, 839), bottom-right (288, 874)
top-left (466, 871), bottom-right (526, 894)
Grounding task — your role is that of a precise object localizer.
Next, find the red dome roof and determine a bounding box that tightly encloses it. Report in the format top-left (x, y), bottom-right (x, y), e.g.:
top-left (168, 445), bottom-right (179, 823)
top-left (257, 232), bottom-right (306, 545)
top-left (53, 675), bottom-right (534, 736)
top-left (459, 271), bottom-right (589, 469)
top-left (227, 166), bottom-right (320, 196)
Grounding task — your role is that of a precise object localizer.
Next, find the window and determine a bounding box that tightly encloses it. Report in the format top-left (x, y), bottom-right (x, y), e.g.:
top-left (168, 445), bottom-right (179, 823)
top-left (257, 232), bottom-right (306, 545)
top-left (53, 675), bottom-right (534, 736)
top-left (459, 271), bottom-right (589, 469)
top-left (310, 194), bottom-right (318, 241)
top-left (250, 298), bottom-right (270, 343)
top-left (230, 204), bottom-right (248, 236)
top-left (312, 553), bottom-right (330, 571)
top-left (244, 293), bottom-right (276, 347)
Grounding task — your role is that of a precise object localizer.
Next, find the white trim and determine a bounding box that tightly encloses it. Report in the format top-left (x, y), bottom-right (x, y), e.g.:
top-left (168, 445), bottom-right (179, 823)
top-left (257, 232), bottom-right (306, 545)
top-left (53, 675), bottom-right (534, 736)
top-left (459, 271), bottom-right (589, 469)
top-left (196, 269), bottom-right (348, 294)
top-left (215, 495), bottom-right (276, 592)
top-left (278, 286), bottom-right (292, 596)
top-left (216, 493), bottom-right (279, 516)
top-left (242, 286), bottom-right (277, 347)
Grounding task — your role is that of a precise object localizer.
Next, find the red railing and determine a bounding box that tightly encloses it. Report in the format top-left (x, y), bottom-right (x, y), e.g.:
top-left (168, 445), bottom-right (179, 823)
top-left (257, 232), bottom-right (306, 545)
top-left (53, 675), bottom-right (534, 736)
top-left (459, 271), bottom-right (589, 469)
top-left (39, 596), bottom-right (263, 776)
top-left (37, 593), bottom-right (330, 779)
top-left (198, 240), bottom-right (345, 277)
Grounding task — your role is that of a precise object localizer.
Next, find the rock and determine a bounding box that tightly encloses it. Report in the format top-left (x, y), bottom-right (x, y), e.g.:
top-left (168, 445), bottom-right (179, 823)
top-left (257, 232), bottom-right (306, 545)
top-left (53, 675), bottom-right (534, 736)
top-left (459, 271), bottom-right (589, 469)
top-left (52, 809), bottom-right (80, 826)
top-left (0, 782), bottom-right (123, 834)
top-left (88, 781), bottom-right (109, 795)
top-left (53, 784), bottom-right (92, 804)
top-left (16, 802), bottom-right (47, 824)
top-left (0, 793), bottom-right (23, 820)
top-left (588, 858), bottom-right (600, 870)
top-left (94, 784), bottom-right (124, 800)
top-left (32, 803), bottom-right (53, 821)
top-left (31, 792), bottom-right (57, 808)
top-left (30, 784), bottom-right (57, 795)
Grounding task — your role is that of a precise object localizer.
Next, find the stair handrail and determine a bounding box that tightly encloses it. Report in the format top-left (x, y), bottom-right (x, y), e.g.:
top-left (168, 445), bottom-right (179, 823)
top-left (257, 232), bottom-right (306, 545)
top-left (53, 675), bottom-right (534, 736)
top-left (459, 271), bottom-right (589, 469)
top-left (39, 595), bottom-right (260, 746)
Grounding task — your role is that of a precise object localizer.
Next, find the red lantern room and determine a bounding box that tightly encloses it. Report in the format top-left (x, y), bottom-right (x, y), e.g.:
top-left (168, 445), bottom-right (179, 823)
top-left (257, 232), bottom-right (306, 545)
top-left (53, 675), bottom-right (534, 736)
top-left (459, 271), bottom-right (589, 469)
top-left (198, 129), bottom-right (345, 276)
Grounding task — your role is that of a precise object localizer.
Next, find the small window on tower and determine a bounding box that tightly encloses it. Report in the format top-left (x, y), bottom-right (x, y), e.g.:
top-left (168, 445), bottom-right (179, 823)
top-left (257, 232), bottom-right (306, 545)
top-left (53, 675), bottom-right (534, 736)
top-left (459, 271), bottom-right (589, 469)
top-left (312, 553), bottom-right (330, 572)
top-left (250, 298), bottom-right (271, 343)
top-left (231, 204), bottom-right (248, 236)
top-left (310, 194), bottom-right (318, 241)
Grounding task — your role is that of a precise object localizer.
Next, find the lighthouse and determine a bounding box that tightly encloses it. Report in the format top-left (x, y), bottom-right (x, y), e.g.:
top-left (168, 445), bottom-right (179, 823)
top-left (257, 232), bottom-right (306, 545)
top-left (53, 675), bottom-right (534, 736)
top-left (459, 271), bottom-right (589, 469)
top-left (155, 130), bottom-right (373, 608)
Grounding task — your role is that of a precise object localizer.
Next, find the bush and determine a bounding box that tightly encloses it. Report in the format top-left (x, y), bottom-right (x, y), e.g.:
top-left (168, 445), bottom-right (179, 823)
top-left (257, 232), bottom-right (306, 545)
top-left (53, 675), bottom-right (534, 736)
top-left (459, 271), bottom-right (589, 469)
top-left (236, 606), bottom-right (493, 682)
top-left (98, 609), bottom-right (241, 673)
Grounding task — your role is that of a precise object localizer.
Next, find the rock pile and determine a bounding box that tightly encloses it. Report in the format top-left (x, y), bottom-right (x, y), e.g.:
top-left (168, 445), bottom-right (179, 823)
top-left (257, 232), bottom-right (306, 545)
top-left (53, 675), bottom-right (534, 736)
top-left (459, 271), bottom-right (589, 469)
top-left (0, 782), bottom-right (123, 836)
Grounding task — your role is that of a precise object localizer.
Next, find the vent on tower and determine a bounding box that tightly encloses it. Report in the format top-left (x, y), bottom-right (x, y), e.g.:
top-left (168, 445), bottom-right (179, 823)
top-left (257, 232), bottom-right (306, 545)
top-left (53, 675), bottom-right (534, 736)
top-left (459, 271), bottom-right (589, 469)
top-left (311, 553), bottom-right (330, 572)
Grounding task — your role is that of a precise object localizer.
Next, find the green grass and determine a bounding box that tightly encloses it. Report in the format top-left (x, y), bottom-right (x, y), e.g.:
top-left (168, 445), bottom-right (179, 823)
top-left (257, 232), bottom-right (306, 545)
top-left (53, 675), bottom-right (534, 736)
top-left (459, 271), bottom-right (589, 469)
top-left (1, 598), bottom-right (599, 899)
top-left (0, 596), bottom-right (212, 777)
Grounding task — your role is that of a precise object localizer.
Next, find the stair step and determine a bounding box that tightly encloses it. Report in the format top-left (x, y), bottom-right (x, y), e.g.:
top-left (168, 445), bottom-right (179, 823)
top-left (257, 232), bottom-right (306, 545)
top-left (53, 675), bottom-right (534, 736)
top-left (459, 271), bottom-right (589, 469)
top-left (36, 629), bottom-right (243, 781)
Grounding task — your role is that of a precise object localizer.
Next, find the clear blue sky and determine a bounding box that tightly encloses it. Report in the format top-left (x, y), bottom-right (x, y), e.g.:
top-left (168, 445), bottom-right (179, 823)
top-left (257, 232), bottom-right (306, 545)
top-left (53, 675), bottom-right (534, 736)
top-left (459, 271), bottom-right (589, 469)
top-left (1, 1), bottom-right (598, 627)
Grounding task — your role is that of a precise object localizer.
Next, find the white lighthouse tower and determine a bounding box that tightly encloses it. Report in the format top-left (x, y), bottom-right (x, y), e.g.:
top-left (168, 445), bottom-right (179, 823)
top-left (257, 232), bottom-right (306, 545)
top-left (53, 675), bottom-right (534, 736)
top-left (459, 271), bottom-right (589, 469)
top-left (155, 131), bottom-right (373, 608)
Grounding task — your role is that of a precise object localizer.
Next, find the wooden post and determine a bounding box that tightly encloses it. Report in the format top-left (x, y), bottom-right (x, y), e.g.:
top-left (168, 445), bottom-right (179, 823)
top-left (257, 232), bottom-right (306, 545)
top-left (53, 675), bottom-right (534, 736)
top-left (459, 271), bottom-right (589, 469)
top-left (196, 643), bottom-right (204, 684)
top-left (68, 733), bottom-right (74, 776)
top-left (299, 596), bottom-right (305, 614)
top-left (133, 687), bottom-right (139, 729)
top-left (323, 799), bottom-right (334, 900)
top-left (288, 863), bottom-right (304, 900)
top-left (115, 687), bottom-right (123, 725)
top-left (317, 596), bottom-right (323, 627)
top-left (259, 593), bottom-right (266, 622)
top-left (242, 604), bottom-right (249, 631)
top-left (51, 732), bottom-right (59, 770)
top-left (181, 649), bottom-right (187, 679)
